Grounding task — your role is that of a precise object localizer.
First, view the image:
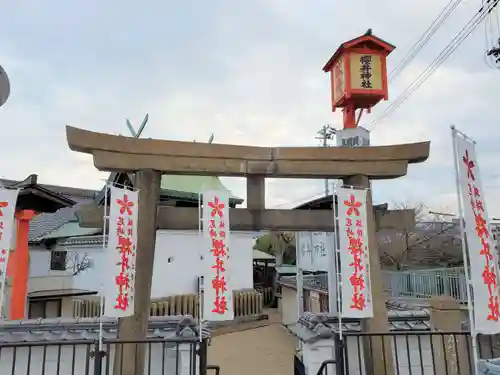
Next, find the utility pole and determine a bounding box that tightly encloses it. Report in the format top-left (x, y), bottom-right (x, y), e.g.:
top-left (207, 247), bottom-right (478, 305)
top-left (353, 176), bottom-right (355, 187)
top-left (315, 124), bottom-right (336, 196)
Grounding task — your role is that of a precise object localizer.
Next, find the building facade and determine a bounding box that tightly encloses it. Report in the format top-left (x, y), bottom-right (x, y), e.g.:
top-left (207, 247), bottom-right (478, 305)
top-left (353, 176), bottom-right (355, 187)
top-left (0, 173), bottom-right (256, 320)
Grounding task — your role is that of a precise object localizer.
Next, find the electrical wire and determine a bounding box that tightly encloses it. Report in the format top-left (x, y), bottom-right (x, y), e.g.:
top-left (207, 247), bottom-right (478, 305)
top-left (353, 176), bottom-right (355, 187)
top-left (369, 0), bottom-right (499, 131)
top-left (483, 0), bottom-right (500, 68)
top-left (389, 0), bottom-right (464, 83)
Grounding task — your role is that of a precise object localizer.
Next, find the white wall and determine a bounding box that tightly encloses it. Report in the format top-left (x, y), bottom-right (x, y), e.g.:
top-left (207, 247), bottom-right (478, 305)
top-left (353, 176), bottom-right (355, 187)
top-left (72, 230), bottom-right (255, 298)
top-left (303, 340), bottom-right (336, 375)
top-left (280, 286), bottom-right (299, 326)
top-left (28, 248), bottom-right (52, 277)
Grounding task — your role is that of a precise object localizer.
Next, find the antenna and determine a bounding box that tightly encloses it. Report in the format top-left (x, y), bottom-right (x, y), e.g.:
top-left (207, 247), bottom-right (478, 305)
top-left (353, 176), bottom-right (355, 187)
top-left (208, 133), bottom-right (214, 144)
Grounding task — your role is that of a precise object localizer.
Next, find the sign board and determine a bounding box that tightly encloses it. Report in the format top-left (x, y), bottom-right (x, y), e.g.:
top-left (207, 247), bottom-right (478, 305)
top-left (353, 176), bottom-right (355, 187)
top-left (0, 64), bottom-right (10, 107)
top-left (336, 126), bottom-right (370, 148)
top-left (104, 186), bottom-right (139, 318)
top-left (337, 186), bottom-right (373, 318)
top-left (297, 232), bottom-right (334, 272)
top-left (202, 189), bottom-right (234, 321)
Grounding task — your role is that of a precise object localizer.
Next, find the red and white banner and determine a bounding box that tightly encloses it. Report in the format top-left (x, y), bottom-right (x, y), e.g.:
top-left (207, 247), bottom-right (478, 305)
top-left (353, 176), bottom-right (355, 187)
top-left (202, 189), bottom-right (234, 321)
top-left (337, 187), bottom-right (373, 318)
top-left (454, 132), bottom-right (500, 333)
top-left (0, 188), bottom-right (20, 285)
top-left (104, 186), bottom-right (138, 318)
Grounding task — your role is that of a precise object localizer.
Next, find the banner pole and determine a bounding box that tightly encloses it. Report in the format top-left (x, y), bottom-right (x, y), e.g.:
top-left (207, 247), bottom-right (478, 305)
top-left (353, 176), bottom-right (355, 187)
top-left (198, 187), bottom-right (204, 342)
top-left (451, 125), bottom-right (479, 375)
top-left (296, 234), bottom-right (304, 318)
top-left (98, 183), bottom-right (110, 351)
top-left (332, 185), bottom-right (343, 342)
top-left (0, 245), bottom-right (10, 320)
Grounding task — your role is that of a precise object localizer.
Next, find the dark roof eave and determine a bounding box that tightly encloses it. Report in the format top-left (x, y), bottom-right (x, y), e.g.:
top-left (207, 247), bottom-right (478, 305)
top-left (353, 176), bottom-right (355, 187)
top-left (322, 32), bottom-right (396, 72)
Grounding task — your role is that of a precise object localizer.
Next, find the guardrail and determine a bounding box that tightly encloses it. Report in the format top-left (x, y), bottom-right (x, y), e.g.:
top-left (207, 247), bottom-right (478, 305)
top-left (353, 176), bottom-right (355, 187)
top-left (381, 267), bottom-right (467, 303)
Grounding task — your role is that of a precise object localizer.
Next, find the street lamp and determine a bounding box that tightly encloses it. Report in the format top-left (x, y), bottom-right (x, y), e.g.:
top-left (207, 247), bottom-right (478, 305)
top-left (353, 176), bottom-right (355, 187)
top-left (0, 64), bottom-right (10, 108)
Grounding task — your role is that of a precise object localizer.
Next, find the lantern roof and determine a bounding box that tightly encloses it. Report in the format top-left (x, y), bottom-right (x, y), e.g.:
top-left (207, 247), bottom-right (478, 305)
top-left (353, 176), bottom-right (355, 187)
top-left (322, 29), bottom-right (396, 72)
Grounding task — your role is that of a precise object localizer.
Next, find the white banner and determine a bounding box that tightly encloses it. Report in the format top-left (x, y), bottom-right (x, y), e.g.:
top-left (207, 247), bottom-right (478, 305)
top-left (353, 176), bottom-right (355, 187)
top-left (337, 187), bottom-right (373, 318)
top-left (202, 189), bottom-right (234, 321)
top-left (296, 232), bottom-right (333, 272)
top-left (0, 189), bottom-right (20, 284)
top-left (104, 186), bottom-right (138, 318)
top-left (454, 131), bottom-right (500, 333)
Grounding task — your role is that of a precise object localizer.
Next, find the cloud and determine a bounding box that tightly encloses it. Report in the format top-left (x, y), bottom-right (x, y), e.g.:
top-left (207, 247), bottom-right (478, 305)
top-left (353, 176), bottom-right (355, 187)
top-left (0, 0), bottom-right (499, 219)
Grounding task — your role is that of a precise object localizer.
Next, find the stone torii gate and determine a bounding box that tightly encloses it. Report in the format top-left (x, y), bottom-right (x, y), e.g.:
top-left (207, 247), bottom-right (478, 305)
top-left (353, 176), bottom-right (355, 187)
top-left (66, 124), bottom-right (429, 375)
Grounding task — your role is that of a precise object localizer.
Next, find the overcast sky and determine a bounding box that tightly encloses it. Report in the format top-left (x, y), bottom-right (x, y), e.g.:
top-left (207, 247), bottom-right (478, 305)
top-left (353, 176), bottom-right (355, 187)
top-left (1, 0), bottom-right (499, 216)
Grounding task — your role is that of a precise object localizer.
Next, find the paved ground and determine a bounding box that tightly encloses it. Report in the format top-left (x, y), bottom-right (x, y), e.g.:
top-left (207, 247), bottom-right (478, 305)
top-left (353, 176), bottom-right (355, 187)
top-left (208, 311), bottom-right (296, 375)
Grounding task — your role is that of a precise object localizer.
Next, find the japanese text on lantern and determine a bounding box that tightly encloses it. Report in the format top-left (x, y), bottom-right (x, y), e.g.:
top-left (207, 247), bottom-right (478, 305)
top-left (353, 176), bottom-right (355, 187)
top-left (359, 55), bottom-right (373, 89)
top-left (343, 194), bottom-right (366, 311)
top-left (0, 201), bottom-right (8, 277)
top-left (463, 150), bottom-right (500, 321)
top-left (208, 196), bottom-right (229, 315)
top-left (114, 194), bottom-right (135, 312)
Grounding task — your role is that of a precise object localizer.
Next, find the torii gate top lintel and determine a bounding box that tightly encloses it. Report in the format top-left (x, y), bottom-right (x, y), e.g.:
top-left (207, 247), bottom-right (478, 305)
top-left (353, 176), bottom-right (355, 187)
top-left (66, 125), bottom-right (429, 179)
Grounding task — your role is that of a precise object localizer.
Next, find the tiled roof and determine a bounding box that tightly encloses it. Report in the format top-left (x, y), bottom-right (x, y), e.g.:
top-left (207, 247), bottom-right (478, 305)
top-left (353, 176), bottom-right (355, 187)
top-left (0, 179), bottom-right (99, 243)
top-left (28, 204), bottom-right (92, 243)
top-left (279, 274), bottom-right (329, 293)
top-left (0, 178), bottom-right (98, 202)
top-left (0, 316), bottom-right (210, 343)
top-left (37, 222), bottom-right (101, 240)
top-left (95, 173), bottom-right (244, 205)
top-left (58, 234), bottom-right (104, 246)
top-left (287, 312), bottom-right (432, 343)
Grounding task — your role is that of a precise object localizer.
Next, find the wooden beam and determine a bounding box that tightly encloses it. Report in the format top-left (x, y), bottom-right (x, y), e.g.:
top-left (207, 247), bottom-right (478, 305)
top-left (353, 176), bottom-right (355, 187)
top-left (91, 150), bottom-right (409, 179)
top-left (246, 176), bottom-right (266, 229)
top-left (66, 125), bottom-right (430, 164)
top-left (75, 204), bottom-right (415, 232)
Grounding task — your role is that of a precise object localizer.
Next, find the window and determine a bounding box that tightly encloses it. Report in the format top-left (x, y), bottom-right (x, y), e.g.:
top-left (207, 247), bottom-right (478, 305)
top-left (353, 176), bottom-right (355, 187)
top-left (28, 299), bottom-right (62, 319)
top-left (50, 251), bottom-right (67, 271)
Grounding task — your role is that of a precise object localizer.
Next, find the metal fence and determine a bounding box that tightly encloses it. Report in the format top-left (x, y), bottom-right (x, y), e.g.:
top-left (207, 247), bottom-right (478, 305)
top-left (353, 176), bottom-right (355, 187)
top-left (382, 267), bottom-right (467, 303)
top-left (294, 331), bottom-right (500, 375)
top-left (0, 337), bottom-right (209, 375)
top-left (339, 331), bottom-right (473, 375)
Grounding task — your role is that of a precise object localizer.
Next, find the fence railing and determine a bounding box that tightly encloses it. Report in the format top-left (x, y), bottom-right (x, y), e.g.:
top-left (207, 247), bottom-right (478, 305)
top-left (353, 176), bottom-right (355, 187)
top-left (382, 267), bottom-right (468, 303)
top-left (0, 337), bottom-right (210, 375)
top-left (293, 330), bottom-right (500, 375)
top-left (254, 286), bottom-right (274, 306)
top-left (304, 331), bottom-right (500, 375)
top-left (74, 289), bottom-right (265, 319)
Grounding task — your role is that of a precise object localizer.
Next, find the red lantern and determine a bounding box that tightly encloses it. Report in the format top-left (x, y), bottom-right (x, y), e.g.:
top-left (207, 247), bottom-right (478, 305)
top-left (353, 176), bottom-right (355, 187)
top-left (323, 30), bottom-right (395, 129)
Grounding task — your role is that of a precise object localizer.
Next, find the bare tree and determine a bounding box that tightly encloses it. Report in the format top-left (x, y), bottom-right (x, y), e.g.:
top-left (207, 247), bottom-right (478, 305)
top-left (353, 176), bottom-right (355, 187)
top-left (378, 202), bottom-right (462, 270)
top-left (65, 251), bottom-right (93, 276)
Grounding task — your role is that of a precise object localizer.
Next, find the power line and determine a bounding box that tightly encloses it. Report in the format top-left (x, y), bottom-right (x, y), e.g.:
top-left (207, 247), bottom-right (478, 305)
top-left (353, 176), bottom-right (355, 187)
top-left (372, 0), bottom-right (498, 129)
top-left (389, 0), bottom-right (464, 83)
top-left (369, 0), bottom-right (499, 131)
